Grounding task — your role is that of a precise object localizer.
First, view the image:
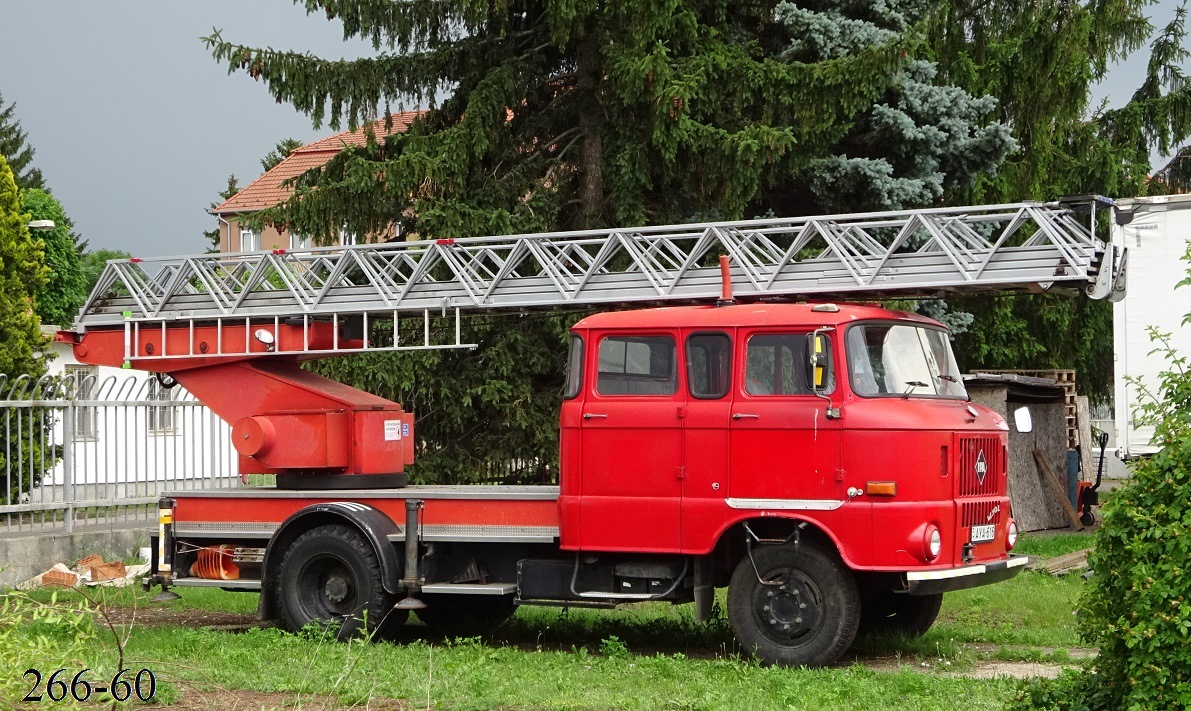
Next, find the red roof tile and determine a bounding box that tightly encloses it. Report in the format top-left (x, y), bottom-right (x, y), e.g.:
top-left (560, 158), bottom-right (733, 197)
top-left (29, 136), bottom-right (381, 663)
top-left (212, 111), bottom-right (423, 215)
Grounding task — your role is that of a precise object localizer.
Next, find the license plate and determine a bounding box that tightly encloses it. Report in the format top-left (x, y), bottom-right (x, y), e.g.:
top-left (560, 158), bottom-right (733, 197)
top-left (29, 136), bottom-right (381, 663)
top-left (970, 524), bottom-right (996, 543)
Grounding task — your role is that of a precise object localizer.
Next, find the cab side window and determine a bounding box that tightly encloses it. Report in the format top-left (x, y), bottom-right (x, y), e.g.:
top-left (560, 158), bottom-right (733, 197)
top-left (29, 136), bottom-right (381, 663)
top-left (687, 333), bottom-right (732, 399)
top-left (597, 335), bottom-right (677, 395)
top-left (745, 333), bottom-right (833, 395)
top-left (563, 335), bottom-right (584, 399)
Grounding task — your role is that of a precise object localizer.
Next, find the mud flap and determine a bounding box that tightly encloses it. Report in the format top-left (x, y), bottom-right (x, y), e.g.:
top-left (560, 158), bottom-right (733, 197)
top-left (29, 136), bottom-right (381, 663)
top-left (693, 556), bottom-right (714, 622)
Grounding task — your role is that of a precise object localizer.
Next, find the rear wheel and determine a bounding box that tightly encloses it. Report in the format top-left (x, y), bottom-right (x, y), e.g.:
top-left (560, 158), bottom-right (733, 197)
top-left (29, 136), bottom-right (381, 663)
top-left (276, 524), bottom-right (405, 640)
top-left (727, 542), bottom-right (859, 667)
top-left (858, 591), bottom-right (943, 639)
top-left (416, 594), bottom-right (516, 635)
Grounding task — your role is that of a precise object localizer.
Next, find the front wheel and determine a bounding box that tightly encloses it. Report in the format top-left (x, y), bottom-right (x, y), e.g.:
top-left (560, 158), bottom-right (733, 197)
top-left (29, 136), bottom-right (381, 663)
top-left (276, 524), bottom-right (405, 640)
top-left (727, 542), bottom-right (859, 667)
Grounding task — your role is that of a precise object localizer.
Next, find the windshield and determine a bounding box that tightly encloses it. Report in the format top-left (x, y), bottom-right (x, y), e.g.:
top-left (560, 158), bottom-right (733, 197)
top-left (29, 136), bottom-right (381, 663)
top-left (846, 323), bottom-right (967, 399)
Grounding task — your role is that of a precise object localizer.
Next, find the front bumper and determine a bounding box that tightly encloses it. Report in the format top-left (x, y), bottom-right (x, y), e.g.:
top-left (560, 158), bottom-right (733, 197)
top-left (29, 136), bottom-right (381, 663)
top-left (903, 555), bottom-right (1030, 595)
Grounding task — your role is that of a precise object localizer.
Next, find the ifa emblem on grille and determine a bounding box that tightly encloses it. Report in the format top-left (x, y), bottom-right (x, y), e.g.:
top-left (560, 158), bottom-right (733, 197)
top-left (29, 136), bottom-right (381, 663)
top-left (975, 449), bottom-right (989, 485)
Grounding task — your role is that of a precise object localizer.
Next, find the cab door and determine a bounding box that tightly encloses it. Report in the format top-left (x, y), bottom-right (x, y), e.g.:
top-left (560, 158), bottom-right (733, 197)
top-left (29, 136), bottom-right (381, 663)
top-left (728, 330), bottom-right (843, 507)
top-left (681, 330), bottom-right (734, 551)
top-left (578, 332), bottom-right (683, 552)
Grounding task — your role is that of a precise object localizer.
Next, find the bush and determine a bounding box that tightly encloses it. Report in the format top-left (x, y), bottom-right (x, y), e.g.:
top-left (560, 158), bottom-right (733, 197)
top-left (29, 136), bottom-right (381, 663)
top-left (1079, 325), bottom-right (1191, 709)
top-left (0, 590), bottom-right (95, 706)
top-left (1013, 246), bottom-right (1191, 711)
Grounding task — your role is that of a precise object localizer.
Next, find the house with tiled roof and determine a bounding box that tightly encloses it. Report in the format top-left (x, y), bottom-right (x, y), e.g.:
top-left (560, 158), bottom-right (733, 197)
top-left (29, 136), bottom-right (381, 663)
top-left (211, 111), bottom-right (422, 253)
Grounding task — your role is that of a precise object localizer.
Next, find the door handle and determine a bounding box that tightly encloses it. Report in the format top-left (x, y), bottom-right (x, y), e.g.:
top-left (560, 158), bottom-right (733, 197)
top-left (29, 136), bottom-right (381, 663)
top-left (732, 413), bottom-right (759, 420)
top-left (583, 413), bottom-right (608, 420)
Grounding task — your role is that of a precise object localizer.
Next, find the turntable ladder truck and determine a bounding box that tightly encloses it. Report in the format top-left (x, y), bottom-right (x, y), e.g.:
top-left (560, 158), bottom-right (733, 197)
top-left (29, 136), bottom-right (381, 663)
top-left (59, 197), bottom-right (1126, 667)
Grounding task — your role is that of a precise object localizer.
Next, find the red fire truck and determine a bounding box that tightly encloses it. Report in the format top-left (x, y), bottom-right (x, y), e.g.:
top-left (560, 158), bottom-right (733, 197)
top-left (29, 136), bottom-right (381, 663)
top-left (59, 200), bottom-right (1124, 667)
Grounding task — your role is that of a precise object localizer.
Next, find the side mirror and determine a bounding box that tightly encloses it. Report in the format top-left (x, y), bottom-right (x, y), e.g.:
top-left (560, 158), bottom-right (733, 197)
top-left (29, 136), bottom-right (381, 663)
top-left (1013, 406), bottom-right (1033, 433)
top-left (806, 332), bottom-right (828, 391)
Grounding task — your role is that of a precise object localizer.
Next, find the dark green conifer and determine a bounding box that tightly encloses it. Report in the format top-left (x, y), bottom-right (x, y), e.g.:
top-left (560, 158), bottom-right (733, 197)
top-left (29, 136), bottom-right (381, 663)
top-left (0, 92), bottom-right (45, 191)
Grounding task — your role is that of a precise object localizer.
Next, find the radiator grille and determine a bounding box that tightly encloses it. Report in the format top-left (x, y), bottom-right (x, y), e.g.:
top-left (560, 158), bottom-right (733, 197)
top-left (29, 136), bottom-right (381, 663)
top-left (958, 436), bottom-right (1002, 497)
top-left (961, 499), bottom-right (1004, 527)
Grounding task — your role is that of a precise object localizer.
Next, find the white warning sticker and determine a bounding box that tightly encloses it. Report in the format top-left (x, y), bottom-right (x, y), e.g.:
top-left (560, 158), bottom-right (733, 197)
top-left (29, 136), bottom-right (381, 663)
top-left (384, 420), bottom-right (402, 441)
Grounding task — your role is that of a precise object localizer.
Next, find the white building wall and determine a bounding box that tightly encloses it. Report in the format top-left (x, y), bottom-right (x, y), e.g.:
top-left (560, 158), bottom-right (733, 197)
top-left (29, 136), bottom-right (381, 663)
top-left (43, 335), bottom-right (240, 487)
top-left (1111, 195), bottom-right (1191, 457)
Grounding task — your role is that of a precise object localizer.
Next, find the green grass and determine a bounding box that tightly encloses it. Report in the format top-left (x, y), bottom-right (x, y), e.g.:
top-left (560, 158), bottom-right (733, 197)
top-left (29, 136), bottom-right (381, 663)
top-left (932, 571), bottom-right (1084, 647)
top-left (8, 565), bottom-right (1090, 710)
top-left (13, 533), bottom-right (1097, 709)
top-left (1012, 531), bottom-right (1095, 560)
top-left (84, 625), bottom-right (1019, 711)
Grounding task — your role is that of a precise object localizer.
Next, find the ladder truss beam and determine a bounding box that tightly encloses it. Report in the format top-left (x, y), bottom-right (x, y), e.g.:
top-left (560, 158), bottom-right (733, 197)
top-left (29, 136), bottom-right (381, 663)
top-left (74, 201), bottom-right (1122, 329)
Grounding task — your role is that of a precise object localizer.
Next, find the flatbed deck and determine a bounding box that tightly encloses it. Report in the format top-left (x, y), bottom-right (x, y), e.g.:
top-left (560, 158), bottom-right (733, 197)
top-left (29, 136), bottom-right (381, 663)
top-left (168, 485), bottom-right (561, 543)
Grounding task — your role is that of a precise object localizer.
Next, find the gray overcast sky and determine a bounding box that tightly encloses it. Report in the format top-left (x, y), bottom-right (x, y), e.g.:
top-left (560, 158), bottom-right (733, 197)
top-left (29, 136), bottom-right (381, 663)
top-left (0, 1), bottom-right (1182, 257)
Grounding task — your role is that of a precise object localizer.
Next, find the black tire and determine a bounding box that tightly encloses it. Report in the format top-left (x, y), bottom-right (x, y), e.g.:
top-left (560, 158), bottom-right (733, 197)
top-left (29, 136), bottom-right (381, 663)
top-left (416, 594), bottom-right (516, 635)
top-left (727, 542), bottom-right (860, 667)
top-left (275, 524), bottom-right (406, 640)
top-left (1080, 510), bottom-right (1096, 527)
top-left (857, 591), bottom-right (943, 639)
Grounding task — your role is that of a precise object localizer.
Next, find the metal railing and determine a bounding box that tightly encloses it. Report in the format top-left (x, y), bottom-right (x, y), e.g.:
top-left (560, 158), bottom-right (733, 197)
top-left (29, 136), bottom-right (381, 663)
top-left (1, 373), bottom-right (240, 534)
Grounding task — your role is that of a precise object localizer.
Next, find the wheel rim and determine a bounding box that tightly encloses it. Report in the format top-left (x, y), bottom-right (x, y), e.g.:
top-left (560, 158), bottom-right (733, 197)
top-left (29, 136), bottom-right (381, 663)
top-left (751, 568), bottom-right (824, 645)
top-left (296, 554), bottom-right (359, 621)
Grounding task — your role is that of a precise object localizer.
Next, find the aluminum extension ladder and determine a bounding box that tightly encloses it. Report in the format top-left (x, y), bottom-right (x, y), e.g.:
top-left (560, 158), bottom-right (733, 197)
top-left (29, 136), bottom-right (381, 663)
top-left (73, 198), bottom-right (1127, 362)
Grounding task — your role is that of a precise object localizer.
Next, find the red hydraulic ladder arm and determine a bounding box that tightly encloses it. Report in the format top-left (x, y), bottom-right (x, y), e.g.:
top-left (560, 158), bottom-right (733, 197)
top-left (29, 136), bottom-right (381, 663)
top-left (55, 321), bottom-right (414, 489)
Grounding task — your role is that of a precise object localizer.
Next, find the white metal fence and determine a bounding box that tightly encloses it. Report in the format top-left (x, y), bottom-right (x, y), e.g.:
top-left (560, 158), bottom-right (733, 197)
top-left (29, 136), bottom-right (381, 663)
top-left (1, 373), bottom-right (239, 534)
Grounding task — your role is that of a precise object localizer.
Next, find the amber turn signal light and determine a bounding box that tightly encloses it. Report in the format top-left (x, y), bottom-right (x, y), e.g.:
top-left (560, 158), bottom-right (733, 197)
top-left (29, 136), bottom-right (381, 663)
top-left (865, 481), bottom-right (898, 496)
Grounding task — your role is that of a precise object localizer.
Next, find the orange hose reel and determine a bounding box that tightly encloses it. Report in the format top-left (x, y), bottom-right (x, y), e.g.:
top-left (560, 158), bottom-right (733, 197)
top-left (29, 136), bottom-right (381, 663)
top-left (190, 544), bottom-right (240, 580)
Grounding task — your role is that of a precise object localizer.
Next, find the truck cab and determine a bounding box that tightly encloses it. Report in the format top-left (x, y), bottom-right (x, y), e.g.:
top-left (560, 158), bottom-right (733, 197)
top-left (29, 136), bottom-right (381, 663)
top-left (553, 303), bottom-right (1023, 662)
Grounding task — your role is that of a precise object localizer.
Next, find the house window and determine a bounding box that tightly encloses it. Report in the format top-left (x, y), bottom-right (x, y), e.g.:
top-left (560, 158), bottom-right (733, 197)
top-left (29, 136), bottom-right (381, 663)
top-left (65, 365), bottom-right (98, 440)
top-left (240, 226), bottom-right (260, 252)
top-left (291, 233), bottom-right (314, 250)
top-left (147, 377), bottom-right (176, 435)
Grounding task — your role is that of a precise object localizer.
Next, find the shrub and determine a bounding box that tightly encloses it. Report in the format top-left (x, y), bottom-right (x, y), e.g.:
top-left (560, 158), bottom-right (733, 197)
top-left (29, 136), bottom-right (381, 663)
top-left (1079, 323), bottom-right (1191, 708)
top-left (0, 589), bottom-right (95, 706)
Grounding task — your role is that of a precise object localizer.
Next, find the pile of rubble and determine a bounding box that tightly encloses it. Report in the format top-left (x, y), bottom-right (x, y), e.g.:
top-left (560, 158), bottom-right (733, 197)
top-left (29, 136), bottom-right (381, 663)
top-left (17, 554), bottom-right (151, 591)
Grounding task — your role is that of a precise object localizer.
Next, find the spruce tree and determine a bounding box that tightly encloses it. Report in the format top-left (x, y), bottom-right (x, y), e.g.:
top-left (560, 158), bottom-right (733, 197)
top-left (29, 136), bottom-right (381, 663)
top-left (204, 1), bottom-right (909, 241)
top-left (774, 0), bottom-right (1015, 213)
top-left (936, 4), bottom-right (1191, 402)
top-left (261, 137), bottom-right (303, 172)
top-left (203, 174), bottom-right (240, 253)
top-left (204, 1), bottom-right (915, 481)
top-left (927, 0), bottom-right (1159, 202)
top-left (0, 92), bottom-right (45, 191)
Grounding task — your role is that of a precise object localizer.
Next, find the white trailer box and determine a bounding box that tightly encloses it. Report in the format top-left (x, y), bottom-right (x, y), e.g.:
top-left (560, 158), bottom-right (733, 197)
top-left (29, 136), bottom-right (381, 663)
top-left (1112, 194), bottom-right (1191, 458)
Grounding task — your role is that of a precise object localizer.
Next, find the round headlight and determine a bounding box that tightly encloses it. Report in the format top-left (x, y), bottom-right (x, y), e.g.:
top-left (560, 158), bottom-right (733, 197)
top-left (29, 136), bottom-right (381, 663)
top-left (925, 525), bottom-right (942, 561)
top-left (1007, 519), bottom-right (1018, 550)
